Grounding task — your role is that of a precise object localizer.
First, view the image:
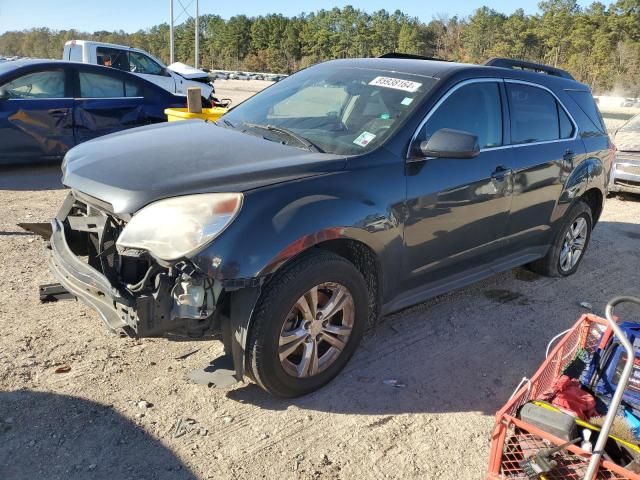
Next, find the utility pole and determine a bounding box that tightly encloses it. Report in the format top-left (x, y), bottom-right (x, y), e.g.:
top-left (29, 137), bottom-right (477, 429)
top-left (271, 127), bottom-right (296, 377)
top-left (195, 0), bottom-right (199, 68)
top-left (169, 0), bottom-right (174, 64)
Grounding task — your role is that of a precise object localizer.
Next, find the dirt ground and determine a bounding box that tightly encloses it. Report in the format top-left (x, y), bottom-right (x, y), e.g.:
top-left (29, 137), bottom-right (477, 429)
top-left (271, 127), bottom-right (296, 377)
top-left (1, 84), bottom-right (640, 480)
top-left (213, 79), bottom-right (271, 107)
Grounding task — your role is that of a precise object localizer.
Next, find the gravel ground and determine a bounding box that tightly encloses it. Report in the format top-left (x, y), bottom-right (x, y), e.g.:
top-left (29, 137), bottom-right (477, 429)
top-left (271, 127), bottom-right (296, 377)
top-left (1, 85), bottom-right (640, 479)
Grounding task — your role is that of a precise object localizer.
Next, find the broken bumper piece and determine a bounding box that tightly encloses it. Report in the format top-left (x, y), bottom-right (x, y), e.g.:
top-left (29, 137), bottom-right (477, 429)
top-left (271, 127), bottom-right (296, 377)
top-left (48, 218), bottom-right (136, 333)
top-left (48, 217), bottom-right (203, 338)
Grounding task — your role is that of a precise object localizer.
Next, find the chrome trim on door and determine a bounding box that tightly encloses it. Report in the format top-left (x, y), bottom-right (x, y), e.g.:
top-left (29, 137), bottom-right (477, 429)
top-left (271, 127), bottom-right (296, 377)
top-left (406, 77), bottom-right (580, 159)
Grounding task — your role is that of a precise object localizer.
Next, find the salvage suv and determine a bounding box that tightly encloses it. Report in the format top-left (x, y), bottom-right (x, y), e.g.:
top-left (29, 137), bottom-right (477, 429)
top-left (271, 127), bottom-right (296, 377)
top-left (48, 56), bottom-right (612, 397)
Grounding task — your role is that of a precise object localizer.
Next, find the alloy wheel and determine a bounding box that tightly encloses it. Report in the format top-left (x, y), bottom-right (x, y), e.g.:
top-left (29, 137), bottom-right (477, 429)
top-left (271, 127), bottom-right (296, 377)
top-left (559, 216), bottom-right (588, 272)
top-left (278, 282), bottom-right (354, 378)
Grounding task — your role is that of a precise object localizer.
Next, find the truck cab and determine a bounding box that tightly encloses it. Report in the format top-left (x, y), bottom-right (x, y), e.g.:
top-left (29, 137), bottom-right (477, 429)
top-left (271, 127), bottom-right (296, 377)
top-left (63, 40), bottom-right (214, 100)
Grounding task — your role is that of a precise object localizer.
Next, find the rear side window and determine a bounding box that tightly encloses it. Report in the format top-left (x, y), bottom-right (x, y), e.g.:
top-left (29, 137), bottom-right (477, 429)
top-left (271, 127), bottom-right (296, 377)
top-left (125, 80), bottom-right (143, 97)
top-left (80, 72), bottom-right (124, 97)
top-left (559, 105), bottom-right (574, 138)
top-left (420, 82), bottom-right (503, 149)
top-left (507, 83), bottom-right (573, 143)
top-left (566, 90), bottom-right (606, 134)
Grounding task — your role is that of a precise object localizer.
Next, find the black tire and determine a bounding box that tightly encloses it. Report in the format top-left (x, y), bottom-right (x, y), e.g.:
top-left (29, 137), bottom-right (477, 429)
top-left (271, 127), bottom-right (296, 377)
top-left (247, 251), bottom-right (368, 398)
top-left (527, 200), bottom-right (593, 277)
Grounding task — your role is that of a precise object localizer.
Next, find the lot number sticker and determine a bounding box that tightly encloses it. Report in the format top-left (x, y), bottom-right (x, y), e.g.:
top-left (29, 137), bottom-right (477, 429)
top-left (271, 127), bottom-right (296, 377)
top-left (353, 131), bottom-right (376, 147)
top-left (369, 76), bottom-right (422, 93)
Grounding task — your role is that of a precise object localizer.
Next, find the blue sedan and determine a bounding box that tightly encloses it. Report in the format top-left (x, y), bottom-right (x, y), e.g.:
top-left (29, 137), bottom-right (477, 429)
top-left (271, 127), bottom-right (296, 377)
top-left (0, 59), bottom-right (187, 165)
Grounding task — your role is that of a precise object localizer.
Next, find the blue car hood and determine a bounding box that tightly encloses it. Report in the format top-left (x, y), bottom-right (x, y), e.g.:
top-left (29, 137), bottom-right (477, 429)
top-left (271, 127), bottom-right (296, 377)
top-left (62, 120), bottom-right (345, 214)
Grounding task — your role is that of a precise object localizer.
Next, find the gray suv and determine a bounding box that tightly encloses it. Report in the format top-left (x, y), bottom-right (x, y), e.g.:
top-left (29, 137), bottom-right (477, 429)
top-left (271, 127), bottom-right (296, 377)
top-left (48, 56), bottom-right (612, 397)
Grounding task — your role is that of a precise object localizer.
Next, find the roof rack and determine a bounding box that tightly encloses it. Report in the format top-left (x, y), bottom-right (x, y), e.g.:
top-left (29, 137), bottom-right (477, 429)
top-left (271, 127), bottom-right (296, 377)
top-left (483, 58), bottom-right (575, 80)
top-left (378, 52), bottom-right (448, 62)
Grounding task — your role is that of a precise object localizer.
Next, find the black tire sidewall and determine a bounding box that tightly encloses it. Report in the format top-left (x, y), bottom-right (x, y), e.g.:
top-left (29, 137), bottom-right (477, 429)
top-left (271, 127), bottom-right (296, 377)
top-left (249, 253), bottom-right (368, 397)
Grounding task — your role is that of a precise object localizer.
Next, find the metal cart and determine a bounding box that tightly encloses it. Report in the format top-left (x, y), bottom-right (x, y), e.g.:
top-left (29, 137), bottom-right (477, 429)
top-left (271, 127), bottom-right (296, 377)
top-left (488, 296), bottom-right (640, 479)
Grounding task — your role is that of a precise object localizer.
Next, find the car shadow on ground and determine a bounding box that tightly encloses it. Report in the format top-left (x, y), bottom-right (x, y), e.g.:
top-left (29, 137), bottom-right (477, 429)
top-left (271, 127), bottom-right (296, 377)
top-left (0, 390), bottom-right (196, 480)
top-left (0, 164), bottom-right (65, 191)
top-left (226, 289), bottom-right (549, 417)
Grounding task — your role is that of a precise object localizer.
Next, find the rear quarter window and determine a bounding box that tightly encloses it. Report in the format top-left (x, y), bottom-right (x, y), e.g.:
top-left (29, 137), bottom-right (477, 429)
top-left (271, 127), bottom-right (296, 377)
top-left (565, 90), bottom-right (606, 134)
top-left (66, 45), bottom-right (83, 62)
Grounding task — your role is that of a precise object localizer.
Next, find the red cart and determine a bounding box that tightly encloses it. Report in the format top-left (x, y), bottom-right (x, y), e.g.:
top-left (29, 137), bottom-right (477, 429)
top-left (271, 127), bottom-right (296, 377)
top-left (488, 296), bottom-right (640, 479)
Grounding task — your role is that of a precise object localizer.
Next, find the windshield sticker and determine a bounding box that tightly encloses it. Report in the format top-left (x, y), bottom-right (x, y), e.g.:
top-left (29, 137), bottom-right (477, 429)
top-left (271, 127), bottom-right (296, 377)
top-left (353, 131), bottom-right (376, 147)
top-left (401, 97), bottom-right (414, 106)
top-left (369, 76), bottom-right (422, 93)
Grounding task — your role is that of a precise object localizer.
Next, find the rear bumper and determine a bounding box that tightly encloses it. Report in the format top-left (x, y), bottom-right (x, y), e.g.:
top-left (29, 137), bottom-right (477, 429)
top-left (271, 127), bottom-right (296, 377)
top-left (48, 218), bottom-right (134, 332)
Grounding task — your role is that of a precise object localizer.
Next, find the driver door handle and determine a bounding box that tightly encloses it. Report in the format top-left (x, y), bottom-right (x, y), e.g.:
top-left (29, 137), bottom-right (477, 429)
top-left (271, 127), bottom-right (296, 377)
top-left (491, 165), bottom-right (511, 181)
top-left (48, 109), bottom-right (68, 117)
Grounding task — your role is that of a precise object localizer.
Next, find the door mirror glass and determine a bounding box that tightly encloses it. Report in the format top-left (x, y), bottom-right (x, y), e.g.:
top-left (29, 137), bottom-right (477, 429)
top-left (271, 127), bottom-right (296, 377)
top-left (412, 128), bottom-right (480, 159)
top-left (0, 88), bottom-right (9, 100)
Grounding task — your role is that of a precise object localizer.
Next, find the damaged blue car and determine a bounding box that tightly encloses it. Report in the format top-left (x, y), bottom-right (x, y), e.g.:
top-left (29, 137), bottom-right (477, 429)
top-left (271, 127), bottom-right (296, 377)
top-left (0, 59), bottom-right (186, 165)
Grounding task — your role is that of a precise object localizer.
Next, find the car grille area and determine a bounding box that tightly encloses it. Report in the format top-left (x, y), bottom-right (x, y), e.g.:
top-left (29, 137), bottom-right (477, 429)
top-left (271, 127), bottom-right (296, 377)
top-left (58, 192), bottom-right (219, 338)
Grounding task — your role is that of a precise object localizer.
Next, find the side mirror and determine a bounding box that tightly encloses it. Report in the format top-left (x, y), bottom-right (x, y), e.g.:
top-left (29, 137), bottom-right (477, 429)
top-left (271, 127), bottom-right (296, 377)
top-left (0, 88), bottom-right (9, 101)
top-left (411, 128), bottom-right (480, 160)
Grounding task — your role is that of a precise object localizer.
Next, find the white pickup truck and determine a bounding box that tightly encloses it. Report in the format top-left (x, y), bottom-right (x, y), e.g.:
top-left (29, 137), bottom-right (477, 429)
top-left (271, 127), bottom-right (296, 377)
top-left (63, 40), bottom-right (215, 100)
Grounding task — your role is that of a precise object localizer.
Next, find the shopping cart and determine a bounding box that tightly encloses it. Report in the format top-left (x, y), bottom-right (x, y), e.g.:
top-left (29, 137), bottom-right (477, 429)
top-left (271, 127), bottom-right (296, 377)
top-left (488, 296), bottom-right (640, 479)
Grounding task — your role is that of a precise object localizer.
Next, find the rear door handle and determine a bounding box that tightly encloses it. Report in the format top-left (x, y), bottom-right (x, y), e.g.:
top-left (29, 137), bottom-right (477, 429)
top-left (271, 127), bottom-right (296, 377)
top-left (491, 165), bottom-right (511, 181)
top-left (563, 149), bottom-right (575, 165)
top-left (48, 109), bottom-right (68, 117)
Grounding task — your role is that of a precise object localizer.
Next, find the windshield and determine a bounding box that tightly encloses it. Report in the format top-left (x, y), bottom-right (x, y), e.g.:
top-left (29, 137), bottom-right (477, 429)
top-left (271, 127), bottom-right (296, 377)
top-left (621, 114), bottom-right (640, 132)
top-left (222, 64), bottom-right (437, 155)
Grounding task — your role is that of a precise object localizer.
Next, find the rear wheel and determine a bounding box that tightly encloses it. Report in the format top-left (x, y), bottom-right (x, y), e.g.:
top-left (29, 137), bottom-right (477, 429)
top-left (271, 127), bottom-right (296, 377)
top-left (528, 200), bottom-right (593, 277)
top-left (247, 251), bottom-right (368, 397)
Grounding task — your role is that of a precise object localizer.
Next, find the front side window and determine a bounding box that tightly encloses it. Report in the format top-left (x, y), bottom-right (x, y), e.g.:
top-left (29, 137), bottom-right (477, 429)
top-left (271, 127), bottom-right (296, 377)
top-left (1, 70), bottom-right (65, 99)
top-left (96, 47), bottom-right (129, 71)
top-left (418, 82), bottom-right (503, 149)
top-left (507, 83), bottom-right (573, 144)
top-left (79, 72), bottom-right (124, 97)
top-left (128, 52), bottom-right (164, 76)
top-left (222, 65), bottom-right (438, 155)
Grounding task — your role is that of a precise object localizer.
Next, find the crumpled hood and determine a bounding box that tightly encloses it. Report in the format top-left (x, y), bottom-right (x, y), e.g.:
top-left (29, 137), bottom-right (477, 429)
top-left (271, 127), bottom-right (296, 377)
top-left (615, 130), bottom-right (640, 152)
top-left (62, 120), bottom-right (345, 214)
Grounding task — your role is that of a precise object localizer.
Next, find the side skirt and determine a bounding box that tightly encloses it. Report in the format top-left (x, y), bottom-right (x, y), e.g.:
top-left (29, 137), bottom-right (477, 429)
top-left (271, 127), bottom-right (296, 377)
top-left (381, 246), bottom-right (549, 315)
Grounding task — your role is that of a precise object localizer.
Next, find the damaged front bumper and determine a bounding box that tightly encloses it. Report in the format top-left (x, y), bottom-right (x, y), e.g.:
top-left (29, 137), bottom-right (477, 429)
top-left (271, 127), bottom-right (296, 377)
top-left (46, 192), bottom-right (264, 385)
top-left (47, 193), bottom-right (219, 338)
top-left (49, 217), bottom-right (136, 332)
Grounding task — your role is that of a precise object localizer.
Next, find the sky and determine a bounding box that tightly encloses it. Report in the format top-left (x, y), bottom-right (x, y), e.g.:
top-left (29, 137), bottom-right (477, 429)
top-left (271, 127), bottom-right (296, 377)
top-left (0, 0), bottom-right (594, 34)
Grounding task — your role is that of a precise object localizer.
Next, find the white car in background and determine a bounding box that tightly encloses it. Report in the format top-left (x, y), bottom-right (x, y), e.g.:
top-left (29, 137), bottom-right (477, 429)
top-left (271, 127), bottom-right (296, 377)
top-left (63, 40), bottom-right (215, 101)
top-left (610, 114), bottom-right (640, 195)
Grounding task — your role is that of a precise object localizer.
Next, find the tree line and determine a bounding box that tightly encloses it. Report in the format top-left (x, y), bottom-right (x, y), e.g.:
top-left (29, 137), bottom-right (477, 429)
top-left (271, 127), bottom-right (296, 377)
top-left (0, 0), bottom-right (639, 95)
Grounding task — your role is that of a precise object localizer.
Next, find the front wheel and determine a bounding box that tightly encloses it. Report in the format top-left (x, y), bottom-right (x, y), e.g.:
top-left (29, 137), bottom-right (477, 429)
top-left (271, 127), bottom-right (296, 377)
top-left (528, 200), bottom-right (593, 277)
top-left (246, 251), bottom-right (368, 397)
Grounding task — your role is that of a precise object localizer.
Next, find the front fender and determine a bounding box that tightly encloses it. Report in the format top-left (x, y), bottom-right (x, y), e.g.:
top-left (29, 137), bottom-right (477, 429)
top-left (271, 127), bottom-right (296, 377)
top-left (190, 168), bottom-right (405, 291)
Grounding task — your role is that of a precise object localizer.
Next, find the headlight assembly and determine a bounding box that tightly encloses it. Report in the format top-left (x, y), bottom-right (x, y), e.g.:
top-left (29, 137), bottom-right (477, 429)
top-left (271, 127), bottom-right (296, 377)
top-left (116, 193), bottom-right (243, 261)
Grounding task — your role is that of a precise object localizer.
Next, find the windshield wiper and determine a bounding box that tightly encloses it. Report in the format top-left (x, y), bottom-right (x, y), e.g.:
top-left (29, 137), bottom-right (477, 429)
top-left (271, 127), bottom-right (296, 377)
top-left (243, 123), bottom-right (324, 153)
top-left (218, 118), bottom-right (236, 129)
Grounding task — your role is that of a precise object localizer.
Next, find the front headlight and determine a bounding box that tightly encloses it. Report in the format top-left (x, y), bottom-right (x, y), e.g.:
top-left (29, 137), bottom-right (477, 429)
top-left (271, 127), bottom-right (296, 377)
top-left (116, 193), bottom-right (243, 261)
